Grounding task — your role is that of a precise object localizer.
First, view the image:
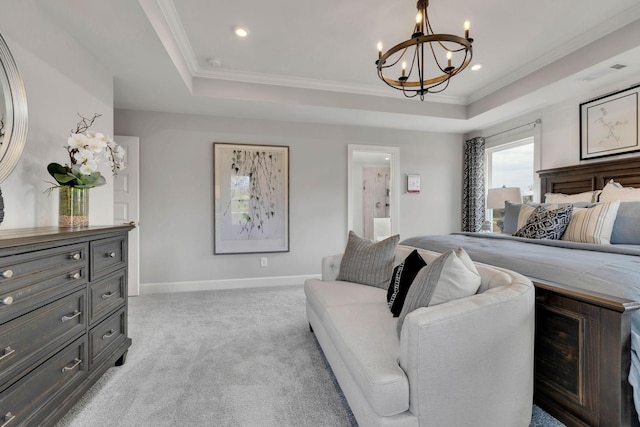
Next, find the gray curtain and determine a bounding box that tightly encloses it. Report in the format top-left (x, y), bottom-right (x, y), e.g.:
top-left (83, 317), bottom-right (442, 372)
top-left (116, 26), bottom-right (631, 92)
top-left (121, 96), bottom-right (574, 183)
top-left (462, 137), bottom-right (485, 232)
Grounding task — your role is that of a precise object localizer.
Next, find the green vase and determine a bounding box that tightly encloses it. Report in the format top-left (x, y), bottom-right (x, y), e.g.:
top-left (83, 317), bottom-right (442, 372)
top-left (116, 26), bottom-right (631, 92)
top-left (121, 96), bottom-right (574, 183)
top-left (58, 186), bottom-right (89, 227)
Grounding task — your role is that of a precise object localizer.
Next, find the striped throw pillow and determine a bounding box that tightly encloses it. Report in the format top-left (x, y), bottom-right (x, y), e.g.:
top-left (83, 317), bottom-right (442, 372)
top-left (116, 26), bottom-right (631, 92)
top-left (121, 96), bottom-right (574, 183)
top-left (562, 201), bottom-right (620, 244)
top-left (336, 231), bottom-right (399, 289)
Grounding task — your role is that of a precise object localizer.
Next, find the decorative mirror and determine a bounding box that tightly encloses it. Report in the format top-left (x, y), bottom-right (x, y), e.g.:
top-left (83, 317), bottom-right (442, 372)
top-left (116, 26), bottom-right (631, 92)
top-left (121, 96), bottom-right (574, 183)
top-left (0, 33), bottom-right (28, 183)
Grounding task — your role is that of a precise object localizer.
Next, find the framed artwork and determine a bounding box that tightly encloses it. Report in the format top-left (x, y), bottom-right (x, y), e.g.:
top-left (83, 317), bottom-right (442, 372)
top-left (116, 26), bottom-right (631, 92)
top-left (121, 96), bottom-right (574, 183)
top-left (214, 143), bottom-right (289, 254)
top-left (406, 174), bottom-right (420, 193)
top-left (580, 84), bottom-right (640, 160)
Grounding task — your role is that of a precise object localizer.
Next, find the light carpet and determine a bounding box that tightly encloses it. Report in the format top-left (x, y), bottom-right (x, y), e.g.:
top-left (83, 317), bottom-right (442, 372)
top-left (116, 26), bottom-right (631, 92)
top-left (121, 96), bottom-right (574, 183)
top-left (55, 285), bottom-right (563, 427)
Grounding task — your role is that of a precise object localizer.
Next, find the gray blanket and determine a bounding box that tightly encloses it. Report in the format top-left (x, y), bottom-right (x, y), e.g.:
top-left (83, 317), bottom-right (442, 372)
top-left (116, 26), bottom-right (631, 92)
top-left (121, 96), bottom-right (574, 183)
top-left (400, 232), bottom-right (640, 417)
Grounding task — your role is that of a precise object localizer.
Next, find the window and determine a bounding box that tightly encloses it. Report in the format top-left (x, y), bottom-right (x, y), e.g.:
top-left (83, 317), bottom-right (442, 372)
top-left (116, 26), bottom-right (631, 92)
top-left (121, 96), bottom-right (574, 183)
top-left (486, 137), bottom-right (534, 202)
top-left (486, 137), bottom-right (534, 230)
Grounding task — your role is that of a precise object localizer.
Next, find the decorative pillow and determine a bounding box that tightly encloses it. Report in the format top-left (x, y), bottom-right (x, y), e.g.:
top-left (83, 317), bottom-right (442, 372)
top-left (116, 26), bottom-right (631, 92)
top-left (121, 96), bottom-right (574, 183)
top-left (561, 201), bottom-right (620, 244)
top-left (600, 180), bottom-right (640, 202)
top-left (396, 247), bottom-right (481, 337)
top-left (386, 250), bottom-right (427, 317)
top-left (513, 205), bottom-right (573, 240)
top-left (611, 201), bottom-right (640, 244)
top-left (545, 191), bottom-right (598, 204)
top-left (509, 202), bottom-right (592, 233)
top-left (336, 231), bottom-right (400, 289)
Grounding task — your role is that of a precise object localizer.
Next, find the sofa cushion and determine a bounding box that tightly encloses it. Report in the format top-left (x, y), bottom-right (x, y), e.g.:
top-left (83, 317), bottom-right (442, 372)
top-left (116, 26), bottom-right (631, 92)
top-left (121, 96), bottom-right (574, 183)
top-left (336, 231), bottom-right (399, 289)
top-left (304, 279), bottom-right (386, 321)
top-left (397, 248), bottom-right (481, 336)
top-left (386, 249), bottom-right (427, 317)
top-left (323, 302), bottom-right (409, 417)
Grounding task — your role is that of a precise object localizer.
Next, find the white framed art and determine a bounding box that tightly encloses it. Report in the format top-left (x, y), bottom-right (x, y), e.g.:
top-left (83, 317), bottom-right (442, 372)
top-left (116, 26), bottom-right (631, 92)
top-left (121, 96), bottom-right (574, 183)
top-left (214, 143), bottom-right (289, 254)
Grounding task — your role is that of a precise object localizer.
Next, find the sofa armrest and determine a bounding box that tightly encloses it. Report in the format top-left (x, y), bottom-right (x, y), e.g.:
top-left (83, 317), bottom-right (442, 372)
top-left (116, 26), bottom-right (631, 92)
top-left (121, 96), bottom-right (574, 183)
top-left (399, 278), bottom-right (535, 426)
top-left (321, 253), bottom-right (343, 281)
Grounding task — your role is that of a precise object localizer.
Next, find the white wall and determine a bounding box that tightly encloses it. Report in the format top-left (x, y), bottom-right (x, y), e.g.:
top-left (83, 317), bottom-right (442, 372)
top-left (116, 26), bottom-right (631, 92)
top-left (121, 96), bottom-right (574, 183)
top-left (474, 76), bottom-right (640, 175)
top-left (114, 109), bottom-right (463, 288)
top-left (0, 2), bottom-right (115, 228)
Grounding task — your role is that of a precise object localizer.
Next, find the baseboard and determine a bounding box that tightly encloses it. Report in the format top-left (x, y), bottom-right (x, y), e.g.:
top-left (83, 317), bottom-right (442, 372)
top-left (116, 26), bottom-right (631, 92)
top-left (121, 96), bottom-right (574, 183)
top-left (139, 274), bottom-right (321, 295)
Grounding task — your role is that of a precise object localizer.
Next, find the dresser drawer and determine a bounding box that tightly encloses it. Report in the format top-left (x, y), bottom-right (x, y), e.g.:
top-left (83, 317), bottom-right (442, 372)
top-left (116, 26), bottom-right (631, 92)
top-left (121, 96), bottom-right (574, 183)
top-left (0, 244), bottom-right (87, 322)
top-left (89, 308), bottom-right (126, 368)
top-left (90, 236), bottom-right (126, 280)
top-left (0, 289), bottom-right (86, 391)
top-left (89, 270), bottom-right (126, 325)
top-left (0, 337), bottom-right (87, 427)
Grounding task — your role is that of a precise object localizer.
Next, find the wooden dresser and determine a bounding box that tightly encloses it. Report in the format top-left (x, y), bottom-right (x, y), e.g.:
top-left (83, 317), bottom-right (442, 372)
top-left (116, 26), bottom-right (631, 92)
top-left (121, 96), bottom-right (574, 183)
top-left (0, 225), bottom-right (133, 427)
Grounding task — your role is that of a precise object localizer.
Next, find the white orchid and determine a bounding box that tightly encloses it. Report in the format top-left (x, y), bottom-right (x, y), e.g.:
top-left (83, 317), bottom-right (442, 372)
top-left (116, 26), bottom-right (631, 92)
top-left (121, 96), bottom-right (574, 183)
top-left (67, 133), bottom-right (88, 149)
top-left (48, 113), bottom-right (126, 189)
top-left (87, 132), bottom-right (108, 153)
top-left (79, 160), bottom-right (98, 175)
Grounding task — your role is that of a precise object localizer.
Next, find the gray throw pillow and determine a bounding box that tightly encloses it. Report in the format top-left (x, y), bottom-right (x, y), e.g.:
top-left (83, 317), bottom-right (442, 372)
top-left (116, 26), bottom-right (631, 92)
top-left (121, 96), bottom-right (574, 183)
top-left (396, 247), bottom-right (481, 337)
top-left (336, 231), bottom-right (399, 289)
top-left (513, 205), bottom-right (573, 240)
top-left (611, 201), bottom-right (640, 244)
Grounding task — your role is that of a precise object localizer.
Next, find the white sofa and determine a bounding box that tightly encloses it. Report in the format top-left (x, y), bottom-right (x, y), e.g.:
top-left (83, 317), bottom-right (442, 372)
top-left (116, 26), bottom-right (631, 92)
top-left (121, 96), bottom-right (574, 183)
top-left (304, 244), bottom-right (535, 427)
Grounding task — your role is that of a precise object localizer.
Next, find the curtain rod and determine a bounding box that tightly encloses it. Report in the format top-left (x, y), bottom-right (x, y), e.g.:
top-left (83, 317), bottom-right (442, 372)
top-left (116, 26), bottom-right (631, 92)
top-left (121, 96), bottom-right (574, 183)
top-left (485, 118), bottom-right (541, 140)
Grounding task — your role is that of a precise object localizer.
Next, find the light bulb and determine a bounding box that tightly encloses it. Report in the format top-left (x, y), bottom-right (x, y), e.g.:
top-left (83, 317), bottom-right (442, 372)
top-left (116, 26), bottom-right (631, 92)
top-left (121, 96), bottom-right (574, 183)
top-left (464, 20), bottom-right (470, 39)
top-left (402, 61), bottom-right (407, 77)
top-left (446, 51), bottom-right (452, 60)
top-left (377, 41), bottom-right (383, 52)
top-left (416, 12), bottom-right (422, 24)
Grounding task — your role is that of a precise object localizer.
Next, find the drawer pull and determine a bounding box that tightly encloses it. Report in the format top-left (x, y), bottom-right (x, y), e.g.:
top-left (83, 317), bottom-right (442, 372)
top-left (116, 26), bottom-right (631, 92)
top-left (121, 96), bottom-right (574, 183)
top-left (1, 269), bottom-right (12, 279)
top-left (61, 310), bottom-right (81, 322)
top-left (70, 253), bottom-right (81, 260)
top-left (102, 329), bottom-right (116, 339)
top-left (1, 412), bottom-right (15, 427)
top-left (101, 291), bottom-right (116, 299)
top-left (108, 251), bottom-right (116, 258)
top-left (0, 346), bottom-right (15, 361)
top-left (61, 358), bottom-right (82, 373)
top-left (1, 296), bottom-right (13, 306)
top-left (69, 272), bottom-right (81, 280)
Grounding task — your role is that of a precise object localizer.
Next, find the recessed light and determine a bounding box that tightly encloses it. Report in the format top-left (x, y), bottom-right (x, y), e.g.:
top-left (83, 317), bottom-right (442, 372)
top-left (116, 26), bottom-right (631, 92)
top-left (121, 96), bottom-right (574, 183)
top-left (471, 63), bottom-right (482, 71)
top-left (233, 26), bottom-right (249, 38)
top-left (208, 58), bottom-right (223, 67)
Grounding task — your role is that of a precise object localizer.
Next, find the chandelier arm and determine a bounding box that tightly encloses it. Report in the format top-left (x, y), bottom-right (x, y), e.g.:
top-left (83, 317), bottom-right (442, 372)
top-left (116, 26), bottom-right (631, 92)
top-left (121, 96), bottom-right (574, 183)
top-left (380, 47), bottom-right (409, 70)
top-left (428, 40), bottom-right (448, 74)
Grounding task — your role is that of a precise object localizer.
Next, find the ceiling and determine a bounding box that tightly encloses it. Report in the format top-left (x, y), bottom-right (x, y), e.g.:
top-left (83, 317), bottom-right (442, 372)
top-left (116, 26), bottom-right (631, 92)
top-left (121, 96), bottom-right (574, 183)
top-left (38, 0), bottom-right (640, 133)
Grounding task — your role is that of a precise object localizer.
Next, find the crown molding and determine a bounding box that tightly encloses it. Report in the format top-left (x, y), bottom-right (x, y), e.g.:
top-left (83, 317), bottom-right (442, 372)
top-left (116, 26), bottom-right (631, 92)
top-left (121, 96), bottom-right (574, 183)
top-left (156, 0), bottom-right (199, 75)
top-left (154, 0), bottom-right (465, 105)
top-left (194, 68), bottom-right (464, 104)
top-left (468, 4), bottom-right (640, 103)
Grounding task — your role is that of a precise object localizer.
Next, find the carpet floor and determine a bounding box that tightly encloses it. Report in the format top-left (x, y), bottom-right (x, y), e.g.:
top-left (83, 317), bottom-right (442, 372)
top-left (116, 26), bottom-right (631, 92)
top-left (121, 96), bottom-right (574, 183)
top-left (55, 285), bottom-right (564, 427)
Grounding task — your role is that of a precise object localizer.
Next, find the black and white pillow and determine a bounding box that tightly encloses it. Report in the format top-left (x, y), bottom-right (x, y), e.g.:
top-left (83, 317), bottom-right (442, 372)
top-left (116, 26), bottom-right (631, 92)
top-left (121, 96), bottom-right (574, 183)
top-left (513, 205), bottom-right (573, 240)
top-left (386, 250), bottom-right (426, 317)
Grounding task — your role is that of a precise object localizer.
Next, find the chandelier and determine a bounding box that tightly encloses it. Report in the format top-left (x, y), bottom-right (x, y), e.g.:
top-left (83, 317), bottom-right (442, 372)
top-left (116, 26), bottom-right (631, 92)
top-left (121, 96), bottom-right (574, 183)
top-left (376, 0), bottom-right (473, 100)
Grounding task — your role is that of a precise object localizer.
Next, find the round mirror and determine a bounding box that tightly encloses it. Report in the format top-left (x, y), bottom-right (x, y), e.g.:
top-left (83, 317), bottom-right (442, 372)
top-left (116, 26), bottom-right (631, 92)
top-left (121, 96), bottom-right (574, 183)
top-left (0, 33), bottom-right (27, 183)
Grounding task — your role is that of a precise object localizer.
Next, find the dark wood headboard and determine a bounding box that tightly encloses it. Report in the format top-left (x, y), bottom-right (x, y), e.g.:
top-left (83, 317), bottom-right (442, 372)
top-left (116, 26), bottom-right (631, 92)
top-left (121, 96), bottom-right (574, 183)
top-left (538, 156), bottom-right (640, 200)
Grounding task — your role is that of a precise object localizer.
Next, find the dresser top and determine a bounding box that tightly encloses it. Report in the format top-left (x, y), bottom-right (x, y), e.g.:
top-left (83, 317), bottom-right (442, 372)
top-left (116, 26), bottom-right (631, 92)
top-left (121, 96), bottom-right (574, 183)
top-left (0, 225), bottom-right (134, 249)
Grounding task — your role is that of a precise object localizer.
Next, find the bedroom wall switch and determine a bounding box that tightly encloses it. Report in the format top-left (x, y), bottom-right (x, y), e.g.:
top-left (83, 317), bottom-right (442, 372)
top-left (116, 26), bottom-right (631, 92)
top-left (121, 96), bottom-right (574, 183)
top-left (261, 257), bottom-right (268, 267)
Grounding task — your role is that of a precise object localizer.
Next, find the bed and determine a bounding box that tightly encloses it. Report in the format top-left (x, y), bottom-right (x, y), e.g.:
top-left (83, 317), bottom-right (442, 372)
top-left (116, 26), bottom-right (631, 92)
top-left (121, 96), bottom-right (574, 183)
top-left (402, 156), bottom-right (640, 427)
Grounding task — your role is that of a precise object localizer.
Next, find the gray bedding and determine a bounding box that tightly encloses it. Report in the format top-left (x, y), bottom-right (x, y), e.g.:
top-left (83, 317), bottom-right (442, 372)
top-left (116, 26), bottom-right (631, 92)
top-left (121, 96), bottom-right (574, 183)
top-left (400, 232), bottom-right (640, 416)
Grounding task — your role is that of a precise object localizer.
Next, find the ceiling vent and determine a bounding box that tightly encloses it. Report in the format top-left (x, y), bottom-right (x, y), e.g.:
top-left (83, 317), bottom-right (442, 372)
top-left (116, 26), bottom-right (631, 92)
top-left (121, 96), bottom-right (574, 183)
top-left (578, 64), bottom-right (627, 82)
